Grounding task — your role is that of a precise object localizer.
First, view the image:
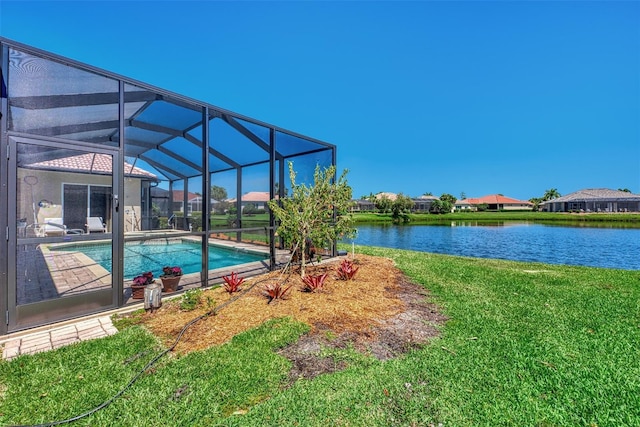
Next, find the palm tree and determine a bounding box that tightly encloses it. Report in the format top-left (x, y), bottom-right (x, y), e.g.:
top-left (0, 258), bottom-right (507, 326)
top-left (543, 188), bottom-right (561, 201)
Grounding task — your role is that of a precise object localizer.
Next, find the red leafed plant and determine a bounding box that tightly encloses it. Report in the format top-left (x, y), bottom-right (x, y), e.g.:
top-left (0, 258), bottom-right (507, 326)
top-left (222, 271), bottom-right (244, 294)
top-left (301, 273), bottom-right (328, 292)
top-left (336, 259), bottom-right (359, 280)
top-left (263, 282), bottom-right (293, 303)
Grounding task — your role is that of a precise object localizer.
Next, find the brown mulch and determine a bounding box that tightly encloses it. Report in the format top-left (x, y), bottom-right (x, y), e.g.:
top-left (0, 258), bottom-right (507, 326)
top-left (120, 254), bottom-right (447, 379)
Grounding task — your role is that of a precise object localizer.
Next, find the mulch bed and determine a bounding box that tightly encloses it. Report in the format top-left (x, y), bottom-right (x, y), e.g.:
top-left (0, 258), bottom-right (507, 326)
top-left (117, 254), bottom-right (447, 379)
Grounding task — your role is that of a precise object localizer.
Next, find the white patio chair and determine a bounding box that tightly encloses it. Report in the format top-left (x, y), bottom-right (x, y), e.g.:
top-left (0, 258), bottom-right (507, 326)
top-left (39, 218), bottom-right (67, 236)
top-left (86, 217), bottom-right (107, 233)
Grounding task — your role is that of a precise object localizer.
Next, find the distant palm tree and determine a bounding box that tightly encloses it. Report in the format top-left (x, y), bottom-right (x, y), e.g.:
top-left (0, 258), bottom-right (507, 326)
top-left (543, 188), bottom-right (561, 201)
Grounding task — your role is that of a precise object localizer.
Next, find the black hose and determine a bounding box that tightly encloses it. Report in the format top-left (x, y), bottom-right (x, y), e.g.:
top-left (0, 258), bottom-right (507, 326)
top-left (7, 268), bottom-right (292, 427)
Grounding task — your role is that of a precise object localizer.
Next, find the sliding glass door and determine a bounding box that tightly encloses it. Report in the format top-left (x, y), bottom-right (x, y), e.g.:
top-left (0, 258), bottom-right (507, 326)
top-left (63, 184), bottom-right (112, 232)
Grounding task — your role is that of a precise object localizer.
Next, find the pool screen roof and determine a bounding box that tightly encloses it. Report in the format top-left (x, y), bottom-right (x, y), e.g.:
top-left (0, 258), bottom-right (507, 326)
top-left (2, 37), bottom-right (335, 182)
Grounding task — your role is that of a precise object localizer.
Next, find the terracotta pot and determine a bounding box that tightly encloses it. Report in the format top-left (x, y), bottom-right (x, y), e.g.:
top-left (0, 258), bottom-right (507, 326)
top-left (131, 284), bottom-right (146, 299)
top-left (161, 276), bottom-right (181, 293)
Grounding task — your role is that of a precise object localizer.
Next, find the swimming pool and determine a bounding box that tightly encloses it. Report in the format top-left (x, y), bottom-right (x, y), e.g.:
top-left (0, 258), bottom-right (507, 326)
top-left (51, 239), bottom-right (268, 279)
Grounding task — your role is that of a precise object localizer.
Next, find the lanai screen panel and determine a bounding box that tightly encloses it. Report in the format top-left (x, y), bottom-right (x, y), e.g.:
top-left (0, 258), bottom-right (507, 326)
top-left (7, 48), bottom-right (120, 147)
top-left (209, 116), bottom-right (270, 167)
top-left (124, 83), bottom-right (204, 181)
top-left (123, 83), bottom-right (204, 232)
top-left (276, 130), bottom-right (334, 189)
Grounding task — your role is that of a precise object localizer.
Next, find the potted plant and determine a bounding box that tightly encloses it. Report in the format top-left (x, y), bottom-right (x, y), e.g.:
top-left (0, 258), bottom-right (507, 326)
top-left (131, 271), bottom-right (154, 299)
top-left (160, 265), bottom-right (182, 292)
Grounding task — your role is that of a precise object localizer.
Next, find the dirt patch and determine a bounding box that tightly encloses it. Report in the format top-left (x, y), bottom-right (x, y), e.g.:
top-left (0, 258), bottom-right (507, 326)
top-left (117, 254), bottom-right (447, 379)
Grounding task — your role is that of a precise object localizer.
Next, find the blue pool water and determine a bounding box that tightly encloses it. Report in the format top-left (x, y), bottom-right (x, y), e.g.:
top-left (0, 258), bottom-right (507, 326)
top-left (53, 240), bottom-right (268, 279)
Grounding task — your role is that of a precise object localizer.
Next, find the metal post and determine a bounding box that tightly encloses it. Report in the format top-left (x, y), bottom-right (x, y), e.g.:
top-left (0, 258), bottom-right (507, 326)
top-left (236, 166), bottom-right (241, 242)
top-left (201, 107), bottom-right (209, 286)
top-left (0, 43), bottom-right (9, 334)
top-left (269, 128), bottom-right (276, 270)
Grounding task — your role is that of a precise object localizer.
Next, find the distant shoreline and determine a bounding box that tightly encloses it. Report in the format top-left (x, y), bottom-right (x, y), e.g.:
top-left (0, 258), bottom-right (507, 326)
top-left (351, 211), bottom-right (640, 226)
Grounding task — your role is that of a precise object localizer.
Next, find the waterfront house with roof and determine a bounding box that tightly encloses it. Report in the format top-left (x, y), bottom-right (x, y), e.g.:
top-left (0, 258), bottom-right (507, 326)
top-left (540, 189), bottom-right (640, 212)
top-left (455, 194), bottom-right (533, 211)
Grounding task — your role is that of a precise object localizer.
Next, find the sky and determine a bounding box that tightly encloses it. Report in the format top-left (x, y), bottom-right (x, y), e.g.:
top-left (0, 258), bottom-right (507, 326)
top-left (1, 1), bottom-right (638, 201)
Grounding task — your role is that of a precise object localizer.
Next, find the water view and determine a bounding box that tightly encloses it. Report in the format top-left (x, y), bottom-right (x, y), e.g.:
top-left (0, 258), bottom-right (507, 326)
top-left (348, 222), bottom-right (640, 270)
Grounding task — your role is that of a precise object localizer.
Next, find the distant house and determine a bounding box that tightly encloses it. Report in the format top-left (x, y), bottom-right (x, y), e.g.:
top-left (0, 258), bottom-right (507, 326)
top-left (351, 194), bottom-right (438, 213)
top-left (455, 199), bottom-right (475, 211)
top-left (149, 188), bottom-right (201, 216)
top-left (351, 199), bottom-right (376, 212)
top-left (228, 191), bottom-right (272, 212)
top-left (456, 194), bottom-right (533, 211)
top-left (540, 189), bottom-right (640, 212)
top-left (413, 195), bottom-right (439, 212)
top-left (171, 190), bottom-right (202, 214)
top-left (375, 192), bottom-right (398, 201)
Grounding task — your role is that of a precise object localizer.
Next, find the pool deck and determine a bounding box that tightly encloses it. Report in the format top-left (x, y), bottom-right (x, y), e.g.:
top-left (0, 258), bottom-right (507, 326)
top-left (3, 236), bottom-right (295, 360)
top-left (1, 314), bottom-right (119, 361)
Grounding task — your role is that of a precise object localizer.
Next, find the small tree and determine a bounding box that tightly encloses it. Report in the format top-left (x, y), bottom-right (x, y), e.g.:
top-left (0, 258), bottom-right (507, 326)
top-left (431, 198), bottom-right (454, 214)
top-left (268, 162), bottom-right (356, 277)
top-left (440, 193), bottom-right (457, 205)
top-left (391, 193), bottom-right (414, 223)
top-left (210, 185), bottom-right (228, 202)
top-left (375, 195), bottom-right (392, 213)
top-left (529, 197), bottom-right (543, 211)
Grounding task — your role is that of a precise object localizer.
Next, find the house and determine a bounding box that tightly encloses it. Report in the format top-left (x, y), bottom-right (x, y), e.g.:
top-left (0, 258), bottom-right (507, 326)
top-left (20, 153), bottom-right (158, 233)
top-left (170, 190), bottom-right (203, 214)
top-left (540, 189), bottom-right (640, 212)
top-left (456, 194), bottom-right (533, 211)
top-left (350, 194), bottom-right (438, 213)
top-left (375, 192), bottom-right (398, 201)
top-left (454, 199), bottom-right (475, 211)
top-left (351, 199), bottom-right (376, 212)
top-left (228, 191), bottom-right (272, 212)
top-left (412, 195), bottom-right (439, 212)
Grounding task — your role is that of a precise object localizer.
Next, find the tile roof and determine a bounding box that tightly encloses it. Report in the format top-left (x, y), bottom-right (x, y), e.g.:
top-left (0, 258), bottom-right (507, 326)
top-left (29, 153), bottom-right (157, 179)
top-left (375, 192), bottom-right (397, 201)
top-left (171, 190), bottom-right (202, 202)
top-left (228, 191), bottom-right (273, 203)
top-left (541, 188), bottom-right (640, 203)
top-left (461, 194), bottom-right (533, 205)
top-left (416, 195), bottom-right (439, 201)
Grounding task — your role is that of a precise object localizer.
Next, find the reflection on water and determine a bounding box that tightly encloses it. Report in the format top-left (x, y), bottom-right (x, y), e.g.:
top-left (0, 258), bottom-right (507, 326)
top-left (348, 222), bottom-right (640, 270)
top-left (449, 221), bottom-right (527, 227)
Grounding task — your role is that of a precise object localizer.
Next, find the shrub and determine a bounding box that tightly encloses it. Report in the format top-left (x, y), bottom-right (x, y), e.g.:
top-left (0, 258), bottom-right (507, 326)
top-left (301, 273), bottom-right (328, 292)
top-left (336, 259), bottom-right (359, 280)
top-left (222, 272), bottom-right (244, 294)
top-left (263, 282), bottom-right (293, 303)
top-left (180, 289), bottom-right (203, 311)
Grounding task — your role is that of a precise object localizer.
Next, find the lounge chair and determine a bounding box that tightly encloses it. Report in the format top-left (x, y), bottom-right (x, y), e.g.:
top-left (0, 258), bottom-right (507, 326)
top-left (37, 218), bottom-right (67, 236)
top-left (32, 204), bottom-right (66, 237)
top-left (86, 217), bottom-right (107, 233)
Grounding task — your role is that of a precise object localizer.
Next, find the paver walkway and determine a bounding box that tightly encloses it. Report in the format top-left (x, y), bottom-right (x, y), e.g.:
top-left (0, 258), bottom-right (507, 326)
top-left (1, 316), bottom-right (118, 361)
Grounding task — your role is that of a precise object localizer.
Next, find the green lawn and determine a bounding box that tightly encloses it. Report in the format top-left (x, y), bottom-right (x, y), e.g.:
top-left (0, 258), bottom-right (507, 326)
top-left (1, 247), bottom-right (639, 426)
top-left (353, 211), bottom-right (640, 225)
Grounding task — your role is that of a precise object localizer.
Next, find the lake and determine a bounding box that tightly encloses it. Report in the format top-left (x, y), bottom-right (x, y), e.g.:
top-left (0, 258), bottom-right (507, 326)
top-left (346, 222), bottom-right (640, 270)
